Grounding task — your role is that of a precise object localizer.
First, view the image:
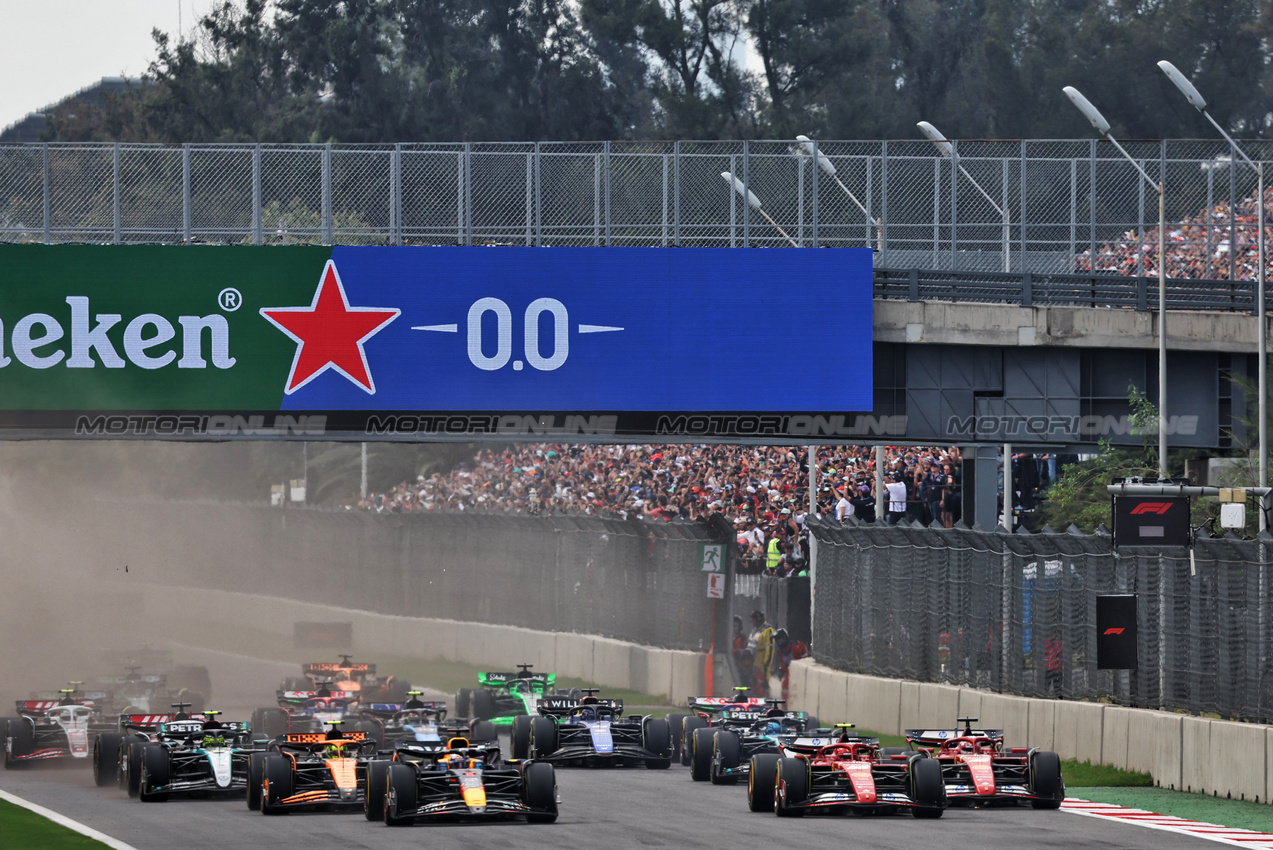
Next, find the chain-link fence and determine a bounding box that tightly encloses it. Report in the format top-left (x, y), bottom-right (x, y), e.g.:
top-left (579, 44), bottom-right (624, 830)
top-left (77, 499), bottom-right (726, 652)
top-left (2, 139), bottom-right (1270, 278)
top-left (809, 518), bottom-right (1273, 722)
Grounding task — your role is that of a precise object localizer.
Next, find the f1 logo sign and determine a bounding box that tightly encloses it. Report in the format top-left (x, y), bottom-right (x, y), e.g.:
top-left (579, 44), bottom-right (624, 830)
top-left (1129, 502), bottom-right (1173, 515)
top-left (1103, 628), bottom-right (1125, 635)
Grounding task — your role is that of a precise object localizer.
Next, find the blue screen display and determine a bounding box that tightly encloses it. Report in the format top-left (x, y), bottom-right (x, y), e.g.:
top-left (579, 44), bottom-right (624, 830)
top-left (278, 246), bottom-right (872, 413)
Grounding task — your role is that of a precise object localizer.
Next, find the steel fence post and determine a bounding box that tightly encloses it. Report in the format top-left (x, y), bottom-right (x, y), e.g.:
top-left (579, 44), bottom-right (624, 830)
top-left (322, 143), bottom-right (333, 245)
top-left (1089, 139), bottom-right (1097, 271)
top-left (951, 139), bottom-right (959, 270)
top-left (182, 143), bottom-right (192, 244)
top-left (41, 143), bottom-right (50, 243)
top-left (673, 141), bottom-right (681, 246)
top-left (1019, 140), bottom-right (1026, 269)
top-left (881, 141), bottom-right (889, 265)
top-left (730, 154), bottom-right (737, 248)
top-left (797, 153), bottom-right (805, 246)
top-left (112, 142), bottom-right (120, 245)
top-left (662, 153), bottom-right (669, 246)
top-left (593, 152), bottom-right (601, 246)
top-left (932, 157), bottom-right (940, 265)
top-left (604, 140), bottom-right (611, 247)
top-left (1004, 158), bottom-right (1011, 272)
top-left (252, 144), bottom-right (262, 245)
top-left (525, 151), bottom-right (533, 246)
top-left (393, 143), bottom-right (402, 246)
top-left (534, 142), bottom-right (542, 247)
top-left (742, 140), bottom-right (750, 247)
top-left (810, 139), bottom-right (819, 247)
top-left (1070, 159), bottom-right (1077, 267)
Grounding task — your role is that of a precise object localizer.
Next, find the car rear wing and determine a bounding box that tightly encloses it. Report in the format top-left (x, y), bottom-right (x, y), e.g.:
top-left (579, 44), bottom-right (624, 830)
top-left (686, 696), bottom-right (766, 713)
top-left (784, 735), bottom-right (879, 754)
top-left (904, 728), bottom-right (1003, 748)
top-left (362, 701), bottom-right (447, 718)
top-left (536, 696), bottom-right (624, 717)
top-left (16, 700), bottom-right (60, 714)
top-left (303, 661), bottom-right (375, 678)
top-left (282, 731), bottom-right (368, 745)
top-left (277, 689), bottom-right (358, 704)
top-left (479, 671), bottom-right (554, 687)
top-left (119, 713), bottom-right (199, 731)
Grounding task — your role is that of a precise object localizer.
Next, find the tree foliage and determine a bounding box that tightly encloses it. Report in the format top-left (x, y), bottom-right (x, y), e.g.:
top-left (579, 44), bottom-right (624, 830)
top-left (41, 0), bottom-right (1273, 143)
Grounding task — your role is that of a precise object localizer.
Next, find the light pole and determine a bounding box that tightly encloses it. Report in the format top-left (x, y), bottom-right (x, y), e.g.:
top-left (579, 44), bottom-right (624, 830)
top-left (1159, 60), bottom-right (1267, 529)
top-left (916, 122), bottom-right (1012, 272)
top-left (721, 172), bottom-right (799, 247)
top-left (1064, 85), bottom-right (1168, 477)
top-left (795, 135), bottom-right (884, 250)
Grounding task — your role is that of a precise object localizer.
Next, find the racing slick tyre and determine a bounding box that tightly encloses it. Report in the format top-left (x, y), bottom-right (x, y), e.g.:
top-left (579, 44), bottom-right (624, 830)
top-left (642, 718), bottom-right (672, 769)
top-left (3, 718), bottom-right (33, 769)
top-left (455, 688), bottom-right (472, 718)
top-left (261, 754), bottom-right (293, 815)
top-left (530, 717), bottom-right (558, 759)
top-left (775, 757), bottom-right (808, 817)
top-left (125, 740), bottom-right (147, 797)
top-left (470, 720), bottom-right (499, 744)
top-left (364, 760), bottom-right (391, 821)
top-left (138, 745), bottom-right (170, 802)
top-left (511, 715), bottom-right (532, 760)
top-left (524, 761), bottom-right (559, 823)
top-left (384, 763), bottom-right (417, 826)
top-left (247, 752), bottom-right (267, 811)
top-left (804, 715), bottom-right (820, 732)
top-left (666, 713), bottom-right (687, 760)
top-left (680, 716), bottom-right (707, 766)
top-left (471, 688), bottom-right (496, 721)
top-left (690, 727), bottom-right (716, 781)
top-left (881, 747), bottom-right (919, 760)
top-left (711, 730), bottom-right (741, 785)
top-left (1029, 751), bottom-right (1065, 809)
top-left (910, 756), bottom-right (945, 818)
top-left (94, 733), bottom-right (124, 786)
top-left (749, 753), bottom-right (780, 812)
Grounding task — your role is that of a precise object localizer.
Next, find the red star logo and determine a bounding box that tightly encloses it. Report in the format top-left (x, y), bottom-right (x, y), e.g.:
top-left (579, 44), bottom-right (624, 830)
top-left (260, 260), bottom-right (400, 395)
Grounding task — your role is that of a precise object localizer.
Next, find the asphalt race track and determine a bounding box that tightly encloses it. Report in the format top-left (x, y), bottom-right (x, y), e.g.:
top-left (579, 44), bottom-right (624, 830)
top-left (2, 648), bottom-right (1209, 849)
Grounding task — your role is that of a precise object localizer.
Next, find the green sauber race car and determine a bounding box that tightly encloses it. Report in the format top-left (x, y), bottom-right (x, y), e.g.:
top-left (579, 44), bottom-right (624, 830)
top-left (455, 665), bottom-right (578, 727)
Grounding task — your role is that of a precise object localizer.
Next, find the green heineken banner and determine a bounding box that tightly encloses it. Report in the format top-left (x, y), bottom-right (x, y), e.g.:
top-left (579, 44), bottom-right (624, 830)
top-left (0, 243), bottom-right (873, 441)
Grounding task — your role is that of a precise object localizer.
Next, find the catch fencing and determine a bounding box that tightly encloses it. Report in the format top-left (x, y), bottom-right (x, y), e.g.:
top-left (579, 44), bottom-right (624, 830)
top-left (82, 499), bottom-right (726, 652)
top-left (809, 518), bottom-right (1273, 722)
top-left (1, 139), bottom-right (1270, 282)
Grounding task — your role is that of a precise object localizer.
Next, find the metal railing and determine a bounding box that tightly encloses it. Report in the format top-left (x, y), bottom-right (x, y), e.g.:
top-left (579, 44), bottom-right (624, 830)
top-left (2, 140), bottom-right (1270, 281)
top-left (810, 518), bottom-right (1273, 722)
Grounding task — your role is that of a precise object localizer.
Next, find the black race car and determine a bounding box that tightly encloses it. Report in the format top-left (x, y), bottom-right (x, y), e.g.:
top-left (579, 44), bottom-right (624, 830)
top-left (696, 702), bottom-right (816, 784)
top-left (512, 691), bottom-right (672, 769)
top-left (370, 736), bottom-right (558, 824)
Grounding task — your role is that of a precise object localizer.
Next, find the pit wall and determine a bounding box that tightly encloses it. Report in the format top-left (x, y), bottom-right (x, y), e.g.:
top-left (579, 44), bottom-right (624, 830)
top-left (787, 658), bottom-right (1270, 804)
top-left (133, 584), bottom-right (704, 705)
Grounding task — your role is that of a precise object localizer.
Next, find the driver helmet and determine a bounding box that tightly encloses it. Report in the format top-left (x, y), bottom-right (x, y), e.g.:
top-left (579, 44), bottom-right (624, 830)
top-left (578, 706), bottom-right (596, 721)
top-left (324, 742), bottom-right (345, 758)
top-left (202, 733), bottom-right (227, 748)
top-left (764, 720), bottom-right (783, 735)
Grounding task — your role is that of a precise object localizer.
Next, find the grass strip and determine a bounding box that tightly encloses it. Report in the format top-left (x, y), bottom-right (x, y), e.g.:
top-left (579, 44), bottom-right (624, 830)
top-left (0, 799), bottom-right (111, 850)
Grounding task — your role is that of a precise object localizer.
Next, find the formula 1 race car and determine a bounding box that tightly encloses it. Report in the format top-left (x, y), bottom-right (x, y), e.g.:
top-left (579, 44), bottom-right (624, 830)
top-left (370, 736), bottom-right (558, 824)
top-left (674, 690), bottom-right (816, 769)
top-left (253, 726), bottom-right (377, 814)
top-left (512, 691), bottom-right (673, 769)
top-left (456, 664), bottom-right (567, 726)
top-left (2, 688), bottom-right (115, 769)
top-left (285, 656), bottom-right (412, 705)
top-left (126, 713), bottom-right (257, 802)
top-left (694, 703), bottom-right (816, 783)
top-left (904, 718), bottom-right (1065, 809)
top-left (93, 705), bottom-right (205, 788)
top-left (359, 694), bottom-right (476, 748)
top-left (251, 683), bottom-right (382, 742)
top-left (755, 725), bottom-right (947, 818)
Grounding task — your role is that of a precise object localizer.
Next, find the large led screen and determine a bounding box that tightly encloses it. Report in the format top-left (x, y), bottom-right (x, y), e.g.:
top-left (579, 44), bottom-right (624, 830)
top-left (0, 244), bottom-right (872, 441)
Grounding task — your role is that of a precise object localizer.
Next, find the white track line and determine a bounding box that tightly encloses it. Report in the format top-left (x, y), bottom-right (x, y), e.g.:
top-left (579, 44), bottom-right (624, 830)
top-left (0, 788), bottom-right (139, 850)
top-left (1063, 797), bottom-right (1273, 848)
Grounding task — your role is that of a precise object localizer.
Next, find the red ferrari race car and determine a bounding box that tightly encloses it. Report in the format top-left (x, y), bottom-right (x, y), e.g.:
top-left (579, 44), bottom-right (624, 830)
top-left (756, 725), bottom-right (947, 818)
top-left (904, 717), bottom-right (1065, 809)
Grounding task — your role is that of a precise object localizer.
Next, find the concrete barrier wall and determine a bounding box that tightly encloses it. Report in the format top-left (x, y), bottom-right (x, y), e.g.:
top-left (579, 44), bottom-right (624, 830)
top-left (788, 658), bottom-right (1269, 804)
top-left (134, 585), bottom-right (703, 703)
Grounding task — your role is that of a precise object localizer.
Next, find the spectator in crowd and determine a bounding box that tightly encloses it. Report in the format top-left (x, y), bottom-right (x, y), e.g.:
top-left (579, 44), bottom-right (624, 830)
top-left (885, 474), bottom-right (908, 525)
top-left (773, 628), bottom-right (809, 703)
top-left (748, 610), bottom-right (776, 698)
